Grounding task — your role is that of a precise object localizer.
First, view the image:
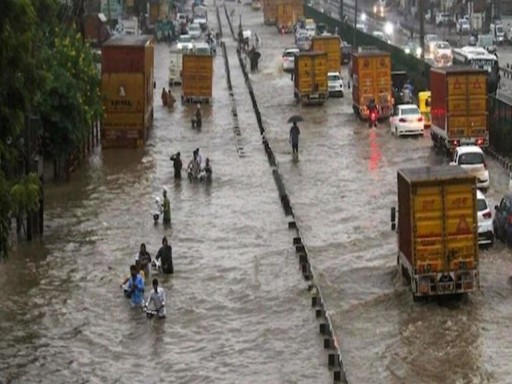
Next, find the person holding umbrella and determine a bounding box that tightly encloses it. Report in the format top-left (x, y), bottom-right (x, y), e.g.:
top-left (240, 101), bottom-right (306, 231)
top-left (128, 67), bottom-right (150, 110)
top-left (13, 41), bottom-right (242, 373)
top-left (288, 115), bottom-right (303, 157)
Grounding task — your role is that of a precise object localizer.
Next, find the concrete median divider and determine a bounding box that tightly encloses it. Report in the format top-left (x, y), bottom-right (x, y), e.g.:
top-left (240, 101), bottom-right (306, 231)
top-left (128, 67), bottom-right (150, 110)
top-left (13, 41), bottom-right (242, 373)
top-left (221, 8), bottom-right (348, 383)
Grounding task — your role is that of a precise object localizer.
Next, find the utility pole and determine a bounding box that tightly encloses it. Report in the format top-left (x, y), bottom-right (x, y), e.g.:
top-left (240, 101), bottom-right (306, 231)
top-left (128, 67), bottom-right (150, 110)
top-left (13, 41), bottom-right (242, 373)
top-left (339, 0), bottom-right (343, 33)
top-left (419, 0), bottom-right (425, 61)
top-left (353, 0), bottom-right (358, 47)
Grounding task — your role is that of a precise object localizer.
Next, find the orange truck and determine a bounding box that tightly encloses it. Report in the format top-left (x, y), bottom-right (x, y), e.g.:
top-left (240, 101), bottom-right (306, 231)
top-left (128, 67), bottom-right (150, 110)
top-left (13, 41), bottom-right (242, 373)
top-left (263, 0), bottom-right (277, 25)
top-left (181, 54), bottom-right (213, 103)
top-left (101, 35), bottom-right (155, 148)
top-left (351, 49), bottom-right (392, 120)
top-left (275, 0), bottom-right (303, 33)
top-left (392, 166), bottom-right (479, 301)
top-left (430, 67), bottom-right (488, 153)
top-left (293, 51), bottom-right (328, 105)
top-left (310, 35), bottom-right (341, 73)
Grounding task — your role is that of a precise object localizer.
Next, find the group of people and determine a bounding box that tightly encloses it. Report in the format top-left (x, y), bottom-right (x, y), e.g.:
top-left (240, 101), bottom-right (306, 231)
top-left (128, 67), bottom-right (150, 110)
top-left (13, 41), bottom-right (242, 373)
top-left (121, 237), bottom-right (175, 319)
top-left (170, 147), bottom-right (212, 181)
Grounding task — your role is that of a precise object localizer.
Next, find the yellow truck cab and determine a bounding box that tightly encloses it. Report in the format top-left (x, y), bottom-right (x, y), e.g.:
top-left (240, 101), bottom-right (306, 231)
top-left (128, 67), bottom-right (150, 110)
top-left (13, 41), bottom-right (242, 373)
top-left (418, 91), bottom-right (431, 128)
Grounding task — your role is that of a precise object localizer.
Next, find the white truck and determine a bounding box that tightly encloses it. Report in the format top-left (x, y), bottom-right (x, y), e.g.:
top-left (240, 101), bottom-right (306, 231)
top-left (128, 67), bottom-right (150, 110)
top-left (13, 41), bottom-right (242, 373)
top-left (168, 50), bottom-right (183, 86)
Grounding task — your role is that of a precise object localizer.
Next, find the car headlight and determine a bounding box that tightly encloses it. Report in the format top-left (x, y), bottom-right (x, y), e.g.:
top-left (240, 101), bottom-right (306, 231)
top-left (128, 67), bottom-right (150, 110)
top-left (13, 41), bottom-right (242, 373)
top-left (416, 47), bottom-right (422, 56)
top-left (384, 22), bottom-right (393, 35)
top-left (404, 47), bottom-right (411, 54)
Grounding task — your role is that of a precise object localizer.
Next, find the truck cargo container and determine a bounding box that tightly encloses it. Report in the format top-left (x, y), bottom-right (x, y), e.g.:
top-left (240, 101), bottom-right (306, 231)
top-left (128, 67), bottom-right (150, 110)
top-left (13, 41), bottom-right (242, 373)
top-left (276, 0), bottom-right (303, 33)
top-left (351, 49), bottom-right (392, 120)
top-left (263, 0), bottom-right (277, 25)
top-left (430, 66), bottom-right (488, 153)
top-left (181, 53), bottom-right (213, 103)
top-left (293, 51), bottom-right (328, 105)
top-left (310, 35), bottom-right (341, 73)
top-left (392, 166), bottom-right (479, 300)
top-left (101, 35), bottom-right (155, 148)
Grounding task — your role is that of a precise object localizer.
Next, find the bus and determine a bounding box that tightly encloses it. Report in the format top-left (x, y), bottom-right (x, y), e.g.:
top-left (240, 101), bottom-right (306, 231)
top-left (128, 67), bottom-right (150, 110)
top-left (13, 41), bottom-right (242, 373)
top-left (452, 46), bottom-right (498, 73)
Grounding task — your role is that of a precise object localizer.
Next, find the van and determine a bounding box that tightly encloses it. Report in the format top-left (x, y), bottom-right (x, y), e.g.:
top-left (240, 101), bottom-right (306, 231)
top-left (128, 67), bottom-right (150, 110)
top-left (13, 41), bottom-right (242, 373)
top-left (490, 21), bottom-right (505, 45)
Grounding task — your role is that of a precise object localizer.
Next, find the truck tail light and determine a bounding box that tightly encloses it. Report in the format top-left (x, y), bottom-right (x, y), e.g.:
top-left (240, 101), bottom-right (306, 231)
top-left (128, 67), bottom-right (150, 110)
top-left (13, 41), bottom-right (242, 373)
top-left (483, 211), bottom-right (492, 219)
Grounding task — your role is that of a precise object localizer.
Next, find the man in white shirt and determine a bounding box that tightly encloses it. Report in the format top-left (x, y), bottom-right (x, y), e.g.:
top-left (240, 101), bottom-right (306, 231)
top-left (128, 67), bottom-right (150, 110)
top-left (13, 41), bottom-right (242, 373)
top-left (146, 278), bottom-right (166, 319)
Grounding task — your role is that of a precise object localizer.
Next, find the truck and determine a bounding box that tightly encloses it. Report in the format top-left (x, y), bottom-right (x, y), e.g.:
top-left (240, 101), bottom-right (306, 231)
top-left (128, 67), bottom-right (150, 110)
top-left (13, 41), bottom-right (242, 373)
top-left (181, 53), bottom-right (213, 103)
top-left (276, 0), bottom-right (303, 33)
top-left (101, 35), bottom-right (155, 148)
top-left (293, 51), bottom-right (328, 105)
top-left (310, 35), bottom-right (341, 73)
top-left (430, 67), bottom-right (488, 153)
top-left (168, 50), bottom-right (183, 86)
top-left (263, 0), bottom-right (277, 25)
top-left (351, 49), bottom-right (392, 120)
top-left (391, 166), bottom-right (479, 301)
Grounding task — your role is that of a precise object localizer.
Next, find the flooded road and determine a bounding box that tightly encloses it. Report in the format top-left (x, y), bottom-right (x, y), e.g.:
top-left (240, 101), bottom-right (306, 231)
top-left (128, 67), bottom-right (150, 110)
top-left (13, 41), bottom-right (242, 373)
top-left (231, 4), bottom-right (512, 383)
top-left (0, 4), bottom-right (331, 383)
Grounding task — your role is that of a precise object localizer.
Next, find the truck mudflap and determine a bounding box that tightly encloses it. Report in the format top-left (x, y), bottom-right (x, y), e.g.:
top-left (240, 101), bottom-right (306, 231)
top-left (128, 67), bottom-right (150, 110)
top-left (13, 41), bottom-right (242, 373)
top-left (413, 270), bottom-right (479, 296)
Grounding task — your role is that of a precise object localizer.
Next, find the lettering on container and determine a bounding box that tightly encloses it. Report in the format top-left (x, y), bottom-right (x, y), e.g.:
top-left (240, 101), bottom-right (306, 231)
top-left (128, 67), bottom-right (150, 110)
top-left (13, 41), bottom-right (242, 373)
top-left (456, 215), bottom-right (470, 234)
top-left (422, 199), bottom-right (435, 210)
top-left (452, 197), bottom-right (468, 208)
top-left (111, 99), bottom-right (133, 107)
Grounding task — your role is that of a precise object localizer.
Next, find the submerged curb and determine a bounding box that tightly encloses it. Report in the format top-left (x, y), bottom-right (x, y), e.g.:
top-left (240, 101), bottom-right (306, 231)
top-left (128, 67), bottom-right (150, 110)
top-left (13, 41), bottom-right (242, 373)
top-left (222, 5), bottom-right (348, 383)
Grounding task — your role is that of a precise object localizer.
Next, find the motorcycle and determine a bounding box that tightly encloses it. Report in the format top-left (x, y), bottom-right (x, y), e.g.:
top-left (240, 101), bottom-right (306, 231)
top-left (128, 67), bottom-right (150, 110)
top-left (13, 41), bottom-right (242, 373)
top-left (152, 197), bottom-right (163, 224)
top-left (368, 109), bottom-right (378, 128)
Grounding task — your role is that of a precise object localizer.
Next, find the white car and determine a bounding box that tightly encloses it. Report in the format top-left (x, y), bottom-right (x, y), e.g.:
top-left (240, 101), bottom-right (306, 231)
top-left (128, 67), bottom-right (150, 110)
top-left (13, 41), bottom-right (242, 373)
top-left (188, 23), bottom-right (202, 39)
top-left (177, 35), bottom-right (193, 51)
top-left (305, 24), bottom-right (316, 37)
top-left (476, 189), bottom-right (494, 247)
top-left (432, 41), bottom-right (453, 66)
top-left (327, 72), bottom-right (343, 97)
top-left (390, 104), bottom-right (424, 137)
top-left (282, 47), bottom-right (299, 72)
top-left (457, 19), bottom-right (470, 34)
top-left (372, 31), bottom-right (390, 44)
top-left (424, 34), bottom-right (440, 55)
top-left (450, 145), bottom-right (490, 189)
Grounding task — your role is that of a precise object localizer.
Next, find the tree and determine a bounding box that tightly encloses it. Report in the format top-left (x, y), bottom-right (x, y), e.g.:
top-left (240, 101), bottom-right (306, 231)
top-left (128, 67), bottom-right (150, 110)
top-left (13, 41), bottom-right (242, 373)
top-left (38, 29), bottom-right (102, 180)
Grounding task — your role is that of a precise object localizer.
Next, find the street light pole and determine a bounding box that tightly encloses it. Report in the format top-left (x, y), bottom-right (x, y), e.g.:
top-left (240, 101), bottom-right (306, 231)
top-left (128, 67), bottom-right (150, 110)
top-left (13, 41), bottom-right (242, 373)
top-left (353, 0), bottom-right (358, 47)
top-left (339, 0), bottom-right (343, 34)
top-left (419, 0), bottom-right (425, 60)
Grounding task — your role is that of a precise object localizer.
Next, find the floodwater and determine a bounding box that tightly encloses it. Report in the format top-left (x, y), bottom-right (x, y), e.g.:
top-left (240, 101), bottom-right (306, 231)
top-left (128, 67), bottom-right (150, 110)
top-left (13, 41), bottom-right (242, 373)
top-left (0, 3), bottom-right (331, 383)
top-left (235, 4), bottom-right (512, 384)
top-left (3, 1), bottom-right (512, 383)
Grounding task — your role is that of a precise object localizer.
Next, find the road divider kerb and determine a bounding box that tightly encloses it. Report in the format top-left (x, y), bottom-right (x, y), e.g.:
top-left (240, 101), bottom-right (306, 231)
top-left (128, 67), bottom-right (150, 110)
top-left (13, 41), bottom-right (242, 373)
top-left (220, 6), bottom-right (348, 382)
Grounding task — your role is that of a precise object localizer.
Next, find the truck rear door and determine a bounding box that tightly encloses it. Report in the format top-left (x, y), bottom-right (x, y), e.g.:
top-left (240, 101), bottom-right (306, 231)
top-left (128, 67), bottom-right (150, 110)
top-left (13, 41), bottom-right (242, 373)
top-left (414, 182), bottom-right (477, 273)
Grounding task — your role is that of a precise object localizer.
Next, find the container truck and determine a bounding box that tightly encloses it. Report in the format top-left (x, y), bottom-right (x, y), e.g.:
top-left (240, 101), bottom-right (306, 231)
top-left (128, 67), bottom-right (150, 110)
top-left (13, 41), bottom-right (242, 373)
top-left (391, 166), bottom-right (479, 301)
top-left (276, 0), bottom-right (303, 33)
top-left (430, 67), bottom-right (488, 153)
top-left (310, 35), bottom-right (341, 73)
top-left (351, 49), bottom-right (392, 120)
top-left (293, 51), bottom-right (328, 105)
top-left (263, 0), bottom-right (277, 25)
top-left (181, 53), bottom-right (213, 103)
top-left (101, 35), bottom-right (155, 148)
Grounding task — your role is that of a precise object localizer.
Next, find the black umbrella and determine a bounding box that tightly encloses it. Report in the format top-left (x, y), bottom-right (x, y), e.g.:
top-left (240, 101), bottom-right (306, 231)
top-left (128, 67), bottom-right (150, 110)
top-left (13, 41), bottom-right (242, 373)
top-left (287, 115), bottom-right (304, 123)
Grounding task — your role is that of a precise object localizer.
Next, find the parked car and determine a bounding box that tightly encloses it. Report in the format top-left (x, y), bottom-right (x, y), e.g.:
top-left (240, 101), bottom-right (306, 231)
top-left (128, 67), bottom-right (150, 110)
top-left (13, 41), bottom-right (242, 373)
top-left (177, 34), bottom-right (193, 51)
top-left (327, 72), bottom-right (344, 97)
top-left (493, 192), bottom-right (512, 246)
top-left (449, 145), bottom-right (490, 189)
top-left (389, 104), bottom-right (424, 137)
top-left (476, 189), bottom-right (494, 247)
top-left (456, 18), bottom-right (470, 34)
top-left (340, 41), bottom-right (352, 64)
top-left (282, 47), bottom-right (299, 72)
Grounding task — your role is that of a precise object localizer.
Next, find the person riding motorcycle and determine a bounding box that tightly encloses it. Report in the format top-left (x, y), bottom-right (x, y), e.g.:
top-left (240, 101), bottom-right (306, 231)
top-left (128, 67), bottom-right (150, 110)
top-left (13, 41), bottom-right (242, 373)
top-left (367, 98), bottom-right (379, 127)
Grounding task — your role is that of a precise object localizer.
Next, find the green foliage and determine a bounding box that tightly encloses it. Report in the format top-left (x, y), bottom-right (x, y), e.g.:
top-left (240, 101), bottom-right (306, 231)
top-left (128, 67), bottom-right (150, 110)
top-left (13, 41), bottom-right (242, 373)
top-left (38, 29), bottom-right (103, 160)
top-left (10, 173), bottom-right (41, 215)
